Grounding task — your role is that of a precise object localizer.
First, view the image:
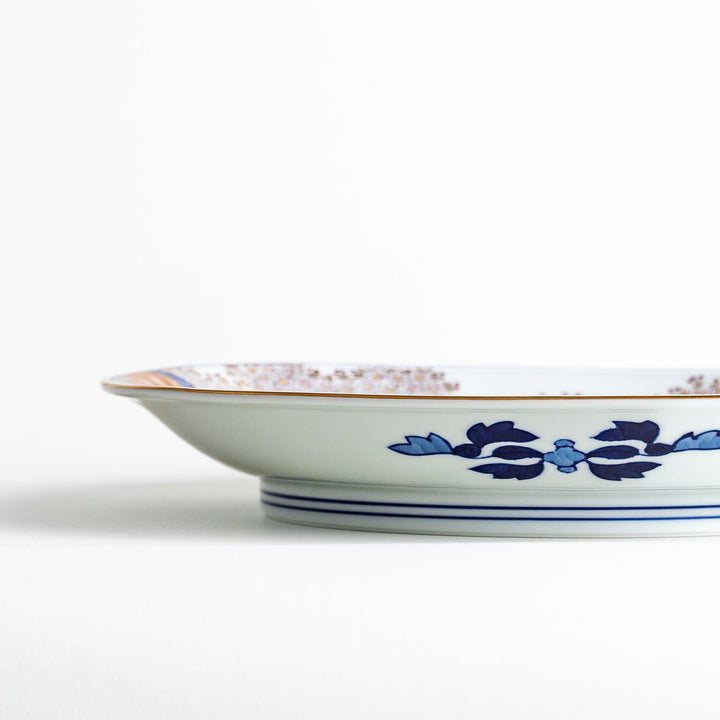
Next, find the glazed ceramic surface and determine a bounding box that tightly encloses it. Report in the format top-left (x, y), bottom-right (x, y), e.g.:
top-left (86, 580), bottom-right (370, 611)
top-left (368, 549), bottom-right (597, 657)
top-left (103, 364), bottom-right (720, 537)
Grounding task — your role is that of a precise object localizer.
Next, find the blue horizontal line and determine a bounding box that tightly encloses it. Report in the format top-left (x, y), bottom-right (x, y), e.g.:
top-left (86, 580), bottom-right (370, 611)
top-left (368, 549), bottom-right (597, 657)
top-left (261, 499), bottom-right (720, 522)
top-left (261, 489), bottom-right (720, 512)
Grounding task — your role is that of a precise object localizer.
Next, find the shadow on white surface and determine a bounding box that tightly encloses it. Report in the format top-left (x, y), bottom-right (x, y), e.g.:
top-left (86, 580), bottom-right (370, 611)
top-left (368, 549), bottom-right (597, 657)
top-left (0, 478), bottom-right (504, 543)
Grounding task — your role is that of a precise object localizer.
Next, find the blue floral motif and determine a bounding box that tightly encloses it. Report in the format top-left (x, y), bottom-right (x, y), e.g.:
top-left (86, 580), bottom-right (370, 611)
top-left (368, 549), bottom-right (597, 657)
top-left (388, 420), bottom-right (720, 481)
top-left (543, 440), bottom-right (586, 473)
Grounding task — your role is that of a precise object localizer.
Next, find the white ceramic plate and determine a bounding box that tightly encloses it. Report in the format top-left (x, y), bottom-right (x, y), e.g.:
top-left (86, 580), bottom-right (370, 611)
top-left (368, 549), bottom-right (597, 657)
top-left (103, 363), bottom-right (720, 537)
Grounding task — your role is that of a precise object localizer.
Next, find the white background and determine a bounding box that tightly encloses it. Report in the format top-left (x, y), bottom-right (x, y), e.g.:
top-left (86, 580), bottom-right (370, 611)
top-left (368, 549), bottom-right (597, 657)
top-left (2, 1), bottom-right (720, 718)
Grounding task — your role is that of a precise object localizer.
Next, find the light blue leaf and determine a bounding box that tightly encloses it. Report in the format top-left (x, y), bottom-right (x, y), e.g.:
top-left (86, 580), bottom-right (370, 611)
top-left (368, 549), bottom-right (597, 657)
top-left (673, 430), bottom-right (720, 452)
top-left (388, 433), bottom-right (453, 456)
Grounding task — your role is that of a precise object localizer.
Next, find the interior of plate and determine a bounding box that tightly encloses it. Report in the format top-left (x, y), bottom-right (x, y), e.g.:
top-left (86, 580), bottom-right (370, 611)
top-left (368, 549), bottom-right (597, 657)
top-left (103, 363), bottom-right (720, 397)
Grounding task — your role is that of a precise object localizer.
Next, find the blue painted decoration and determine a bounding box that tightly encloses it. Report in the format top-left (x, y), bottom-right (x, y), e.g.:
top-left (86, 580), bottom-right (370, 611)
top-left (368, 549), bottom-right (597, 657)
top-left (388, 420), bottom-right (720, 481)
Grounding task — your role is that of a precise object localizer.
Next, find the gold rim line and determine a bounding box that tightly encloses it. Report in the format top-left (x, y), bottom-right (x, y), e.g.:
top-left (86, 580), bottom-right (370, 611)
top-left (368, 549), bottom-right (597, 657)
top-left (100, 381), bottom-right (720, 401)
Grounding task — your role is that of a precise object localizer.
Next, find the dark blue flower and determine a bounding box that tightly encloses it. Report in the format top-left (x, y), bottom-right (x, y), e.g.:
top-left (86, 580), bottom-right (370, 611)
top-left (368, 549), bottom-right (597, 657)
top-left (543, 439), bottom-right (586, 473)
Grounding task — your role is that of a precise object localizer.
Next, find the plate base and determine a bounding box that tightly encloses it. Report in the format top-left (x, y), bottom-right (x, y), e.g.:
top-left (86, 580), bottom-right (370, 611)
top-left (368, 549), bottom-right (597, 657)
top-left (260, 477), bottom-right (720, 537)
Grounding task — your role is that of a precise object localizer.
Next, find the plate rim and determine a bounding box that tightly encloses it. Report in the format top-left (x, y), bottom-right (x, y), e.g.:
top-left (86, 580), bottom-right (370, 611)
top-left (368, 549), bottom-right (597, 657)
top-left (101, 362), bottom-right (720, 402)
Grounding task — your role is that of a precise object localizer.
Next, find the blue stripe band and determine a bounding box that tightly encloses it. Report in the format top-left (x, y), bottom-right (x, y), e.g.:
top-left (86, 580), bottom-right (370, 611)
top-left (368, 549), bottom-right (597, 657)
top-left (261, 499), bottom-right (720, 521)
top-left (261, 489), bottom-right (720, 512)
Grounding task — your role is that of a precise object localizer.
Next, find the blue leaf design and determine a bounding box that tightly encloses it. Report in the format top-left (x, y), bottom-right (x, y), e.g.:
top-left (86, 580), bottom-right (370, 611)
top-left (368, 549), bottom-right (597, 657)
top-left (491, 445), bottom-right (544, 460)
top-left (672, 430), bottom-right (720, 452)
top-left (389, 420), bottom-right (720, 482)
top-left (586, 461), bottom-right (661, 481)
top-left (586, 445), bottom-right (639, 460)
top-left (452, 443), bottom-right (481, 458)
top-left (592, 421), bottom-right (660, 444)
top-left (388, 433), bottom-right (453, 456)
top-left (466, 422), bottom-right (539, 450)
top-left (470, 462), bottom-right (545, 480)
top-left (644, 443), bottom-right (675, 456)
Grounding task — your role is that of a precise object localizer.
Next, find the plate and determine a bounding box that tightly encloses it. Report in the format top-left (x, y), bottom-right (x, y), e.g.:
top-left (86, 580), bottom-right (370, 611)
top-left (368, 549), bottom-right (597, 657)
top-left (103, 363), bottom-right (720, 537)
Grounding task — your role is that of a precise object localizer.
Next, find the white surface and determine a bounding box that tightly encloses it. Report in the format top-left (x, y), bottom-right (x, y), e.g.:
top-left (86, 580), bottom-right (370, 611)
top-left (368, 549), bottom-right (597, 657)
top-left (3, 474), bottom-right (720, 719)
top-left (3, 0), bottom-right (720, 717)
